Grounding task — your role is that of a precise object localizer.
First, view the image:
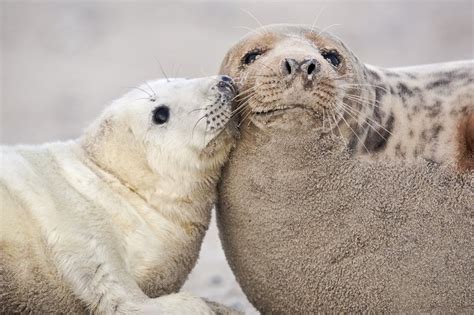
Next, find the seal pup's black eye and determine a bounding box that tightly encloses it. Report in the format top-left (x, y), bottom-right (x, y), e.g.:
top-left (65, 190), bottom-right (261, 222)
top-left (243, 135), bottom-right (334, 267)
top-left (322, 51), bottom-right (341, 68)
top-left (152, 105), bottom-right (170, 125)
top-left (242, 49), bottom-right (262, 65)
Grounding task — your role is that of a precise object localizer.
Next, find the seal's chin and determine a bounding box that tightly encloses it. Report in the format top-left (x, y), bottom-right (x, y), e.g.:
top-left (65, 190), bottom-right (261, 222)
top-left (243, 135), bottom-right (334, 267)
top-left (200, 125), bottom-right (237, 164)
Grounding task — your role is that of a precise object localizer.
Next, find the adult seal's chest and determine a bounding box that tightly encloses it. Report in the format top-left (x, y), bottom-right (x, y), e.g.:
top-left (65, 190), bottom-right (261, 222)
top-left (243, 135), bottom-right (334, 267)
top-left (217, 122), bottom-right (473, 313)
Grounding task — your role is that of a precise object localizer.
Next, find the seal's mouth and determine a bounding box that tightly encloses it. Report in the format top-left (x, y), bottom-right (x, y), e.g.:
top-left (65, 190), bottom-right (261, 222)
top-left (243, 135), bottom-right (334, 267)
top-left (253, 106), bottom-right (292, 117)
top-left (252, 104), bottom-right (312, 118)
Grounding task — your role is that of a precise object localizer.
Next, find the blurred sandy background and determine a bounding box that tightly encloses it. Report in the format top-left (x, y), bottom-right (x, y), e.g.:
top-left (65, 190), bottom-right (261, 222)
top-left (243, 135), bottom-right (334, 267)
top-left (1, 0), bottom-right (472, 313)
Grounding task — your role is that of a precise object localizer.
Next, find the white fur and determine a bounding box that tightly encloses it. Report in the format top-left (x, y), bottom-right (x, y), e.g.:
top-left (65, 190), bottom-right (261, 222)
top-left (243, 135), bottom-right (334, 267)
top-left (0, 77), bottom-right (235, 314)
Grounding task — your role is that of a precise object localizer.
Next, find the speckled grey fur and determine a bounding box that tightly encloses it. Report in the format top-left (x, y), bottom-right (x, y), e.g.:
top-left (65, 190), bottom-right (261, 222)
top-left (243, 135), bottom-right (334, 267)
top-left (217, 24), bottom-right (473, 313)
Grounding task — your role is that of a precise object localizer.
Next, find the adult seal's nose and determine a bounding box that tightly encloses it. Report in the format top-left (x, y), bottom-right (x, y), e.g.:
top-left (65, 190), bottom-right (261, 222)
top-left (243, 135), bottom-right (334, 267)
top-left (281, 58), bottom-right (299, 77)
top-left (300, 58), bottom-right (320, 77)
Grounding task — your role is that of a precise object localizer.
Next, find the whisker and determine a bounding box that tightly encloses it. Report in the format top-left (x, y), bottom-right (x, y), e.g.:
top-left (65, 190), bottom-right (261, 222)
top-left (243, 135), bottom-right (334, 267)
top-left (327, 103), bottom-right (348, 147)
top-left (232, 25), bottom-right (265, 36)
top-left (155, 59), bottom-right (170, 82)
top-left (144, 81), bottom-right (157, 99)
top-left (340, 101), bottom-right (393, 136)
top-left (337, 108), bottom-right (369, 153)
top-left (174, 64), bottom-right (181, 78)
top-left (188, 107), bottom-right (208, 115)
top-left (310, 5), bottom-right (327, 34)
top-left (126, 86), bottom-right (153, 98)
top-left (340, 83), bottom-right (390, 94)
top-left (192, 114), bottom-right (208, 139)
top-left (317, 23), bottom-right (342, 36)
top-left (240, 9), bottom-right (268, 34)
top-left (345, 94), bottom-right (384, 108)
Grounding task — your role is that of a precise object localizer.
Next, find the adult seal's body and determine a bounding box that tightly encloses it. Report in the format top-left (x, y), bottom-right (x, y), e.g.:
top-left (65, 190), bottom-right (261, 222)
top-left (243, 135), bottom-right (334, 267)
top-left (1, 76), bottom-right (239, 314)
top-left (217, 24), bottom-right (473, 313)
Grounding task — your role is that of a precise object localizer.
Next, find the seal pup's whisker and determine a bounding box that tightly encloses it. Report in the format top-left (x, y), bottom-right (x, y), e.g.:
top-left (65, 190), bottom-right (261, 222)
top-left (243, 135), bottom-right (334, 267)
top-left (187, 107), bottom-right (209, 115)
top-left (144, 81), bottom-right (157, 99)
top-left (173, 64), bottom-right (181, 78)
top-left (126, 86), bottom-right (154, 98)
top-left (155, 58), bottom-right (170, 82)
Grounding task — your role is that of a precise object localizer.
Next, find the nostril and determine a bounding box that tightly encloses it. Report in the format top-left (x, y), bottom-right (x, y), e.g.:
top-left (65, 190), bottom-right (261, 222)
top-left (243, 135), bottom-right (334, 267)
top-left (285, 60), bottom-right (292, 75)
top-left (307, 63), bottom-right (316, 75)
top-left (220, 75), bottom-right (232, 82)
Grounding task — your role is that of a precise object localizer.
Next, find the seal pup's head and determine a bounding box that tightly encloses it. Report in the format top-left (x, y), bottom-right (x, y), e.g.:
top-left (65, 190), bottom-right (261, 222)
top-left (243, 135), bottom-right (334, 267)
top-left (220, 24), bottom-right (368, 136)
top-left (81, 76), bottom-right (237, 201)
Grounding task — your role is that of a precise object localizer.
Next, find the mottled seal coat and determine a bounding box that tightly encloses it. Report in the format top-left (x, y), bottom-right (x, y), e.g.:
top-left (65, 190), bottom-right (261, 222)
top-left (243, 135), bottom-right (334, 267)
top-left (219, 24), bottom-right (473, 168)
top-left (217, 24), bottom-right (473, 313)
top-left (1, 76), bottom-right (239, 314)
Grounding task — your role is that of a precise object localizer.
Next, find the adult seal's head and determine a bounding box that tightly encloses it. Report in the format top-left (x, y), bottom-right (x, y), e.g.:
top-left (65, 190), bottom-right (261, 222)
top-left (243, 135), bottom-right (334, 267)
top-left (216, 24), bottom-right (473, 313)
top-left (219, 24), bottom-right (366, 134)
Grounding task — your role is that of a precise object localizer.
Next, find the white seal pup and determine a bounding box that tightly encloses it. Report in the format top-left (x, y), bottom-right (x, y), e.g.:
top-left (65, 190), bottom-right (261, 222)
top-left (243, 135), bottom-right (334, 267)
top-left (0, 76), bottom-right (238, 314)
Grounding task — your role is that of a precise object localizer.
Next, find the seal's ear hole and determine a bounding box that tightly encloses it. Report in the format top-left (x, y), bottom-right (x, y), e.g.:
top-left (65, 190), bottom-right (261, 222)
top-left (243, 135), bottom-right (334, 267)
top-left (321, 50), bottom-right (341, 68)
top-left (152, 105), bottom-right (170, 125)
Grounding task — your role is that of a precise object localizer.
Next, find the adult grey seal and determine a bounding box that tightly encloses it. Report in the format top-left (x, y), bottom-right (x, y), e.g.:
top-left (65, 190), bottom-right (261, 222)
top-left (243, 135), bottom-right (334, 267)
top-left (217, 24), bottom-right (473, 313)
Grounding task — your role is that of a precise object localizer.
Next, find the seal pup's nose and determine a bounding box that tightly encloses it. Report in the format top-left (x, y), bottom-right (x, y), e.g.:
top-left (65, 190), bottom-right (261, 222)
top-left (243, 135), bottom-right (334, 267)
top-left (216, 75), bottom-right (236, 97)
top-left (220, 75), bottom-right (233, 83)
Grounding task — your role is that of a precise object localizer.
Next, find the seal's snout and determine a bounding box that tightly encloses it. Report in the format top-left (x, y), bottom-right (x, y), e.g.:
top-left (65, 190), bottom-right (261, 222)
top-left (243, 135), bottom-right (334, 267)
top-left (216, 75), bottom-right (237, 97)
top-left (281, 57), bottom-right (321, 85)
top-left (204, 75), bottom-right (236, 132)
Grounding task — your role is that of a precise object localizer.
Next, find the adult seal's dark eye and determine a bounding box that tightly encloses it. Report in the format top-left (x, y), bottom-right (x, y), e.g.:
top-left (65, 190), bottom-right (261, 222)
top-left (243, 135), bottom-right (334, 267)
top-left (322, 51), bottom-right (341, 68)
top-left (152, 105), bottom-right (170, 125)
top-left (242, 50), bottom-right (262, 65)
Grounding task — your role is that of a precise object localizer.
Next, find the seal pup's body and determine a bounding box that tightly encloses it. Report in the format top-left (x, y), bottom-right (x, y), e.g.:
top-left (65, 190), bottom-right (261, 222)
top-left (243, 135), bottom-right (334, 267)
top-left (1, 76), bottom-right (237, 314)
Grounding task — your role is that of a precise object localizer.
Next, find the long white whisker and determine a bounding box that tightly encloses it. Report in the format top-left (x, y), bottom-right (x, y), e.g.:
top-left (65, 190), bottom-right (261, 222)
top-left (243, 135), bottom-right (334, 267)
top-left (340, 102), bottom-right (393, 136)
top-left (338, 107), bottom-right (370, 153)
top-left (240, 9), bottom-right (268, 34)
